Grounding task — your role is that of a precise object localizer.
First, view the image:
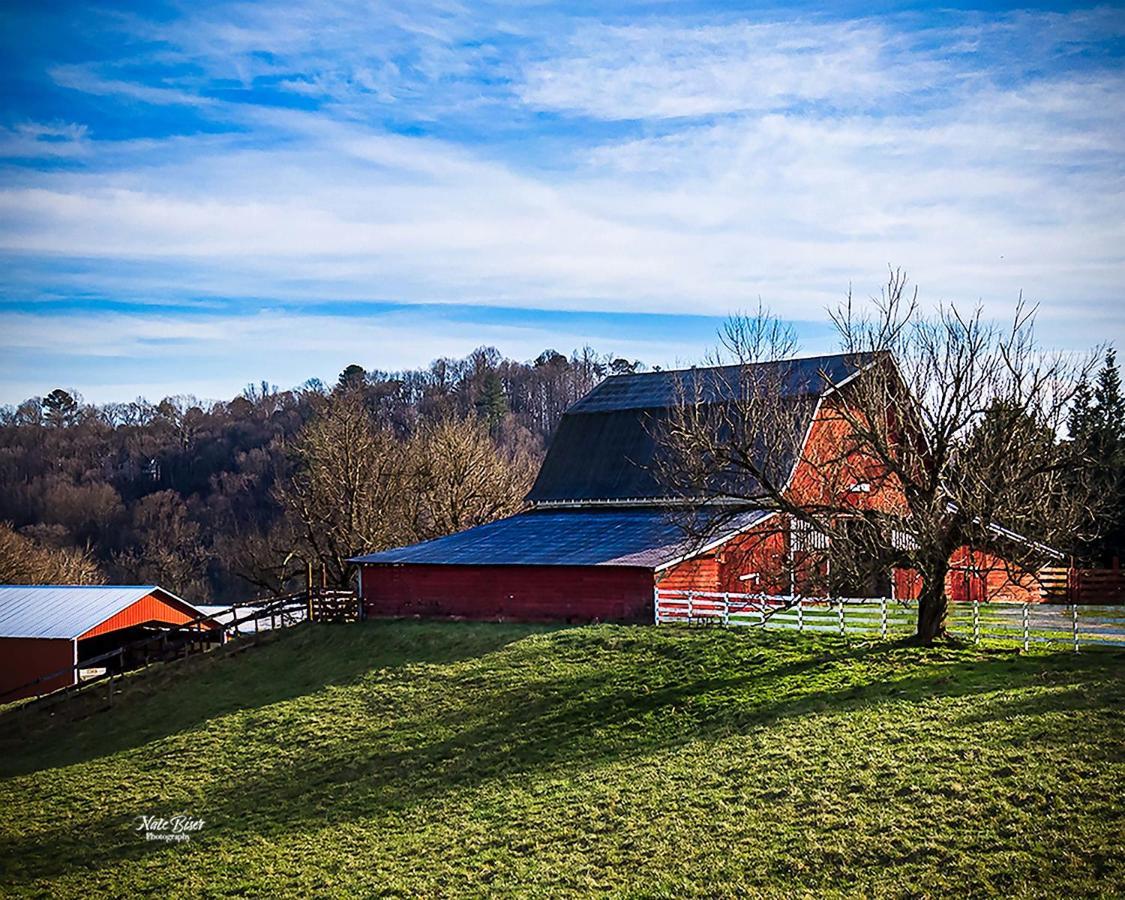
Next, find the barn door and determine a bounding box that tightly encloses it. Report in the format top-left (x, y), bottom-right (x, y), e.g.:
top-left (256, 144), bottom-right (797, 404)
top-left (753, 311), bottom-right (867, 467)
top-left (952, 568), bottom-right (986, 604)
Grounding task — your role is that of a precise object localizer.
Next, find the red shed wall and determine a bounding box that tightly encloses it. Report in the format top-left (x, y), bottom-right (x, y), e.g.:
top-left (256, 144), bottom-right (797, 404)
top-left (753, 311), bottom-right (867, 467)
top-left (362, 564), bottom-right (655, 623)
top-left (657, 519), bottom-right (790, 595)
top-left (0, 637), bottom-right (75, 702)
top-left (78, 592), bottom-right (201, 640)
top-left (364, 567), bottom-right (657, 621)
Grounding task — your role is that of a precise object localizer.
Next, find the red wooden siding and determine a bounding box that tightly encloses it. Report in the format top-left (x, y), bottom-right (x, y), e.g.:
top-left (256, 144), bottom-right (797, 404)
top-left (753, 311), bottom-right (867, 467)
top-left (659, 517), bottom-right (1046, 604)
top-left (946, 546), bottom-right (1041, 604)
top-left (0, 637), bottom-right (75, 702)
top-left (787, 394), bottom-right (909, 515)
top-left (658, 521), bottom-right (791, 595)
top-left (77, 590), bottom-right (202, 639)
top-left (362, 564), bottom-right (655, 623)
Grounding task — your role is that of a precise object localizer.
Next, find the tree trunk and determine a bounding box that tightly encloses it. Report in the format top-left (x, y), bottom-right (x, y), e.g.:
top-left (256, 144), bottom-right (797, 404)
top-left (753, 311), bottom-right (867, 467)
top-left (915, 562), bottom-right (950, 645)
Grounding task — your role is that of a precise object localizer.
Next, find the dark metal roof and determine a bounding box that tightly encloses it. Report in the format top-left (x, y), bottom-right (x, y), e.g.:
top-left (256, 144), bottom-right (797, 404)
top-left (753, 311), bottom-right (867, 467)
top-left (350, 507), bottom-right (772, 569)
top-left (0, 585), bottom-right (201, 639)
top-left (527, 352), bottom-right (872, 504)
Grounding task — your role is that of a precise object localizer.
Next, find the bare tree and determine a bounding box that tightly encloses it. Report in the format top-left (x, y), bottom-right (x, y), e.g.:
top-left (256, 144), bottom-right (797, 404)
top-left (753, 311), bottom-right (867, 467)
top-left (406, 416), bottom-right (536, 540)
top-left (275, 389), bottom-right (413, 589)
top-left (0, 521), bottom-right (104, 584)
top-left (656, 271), bottom-right (1104, 644)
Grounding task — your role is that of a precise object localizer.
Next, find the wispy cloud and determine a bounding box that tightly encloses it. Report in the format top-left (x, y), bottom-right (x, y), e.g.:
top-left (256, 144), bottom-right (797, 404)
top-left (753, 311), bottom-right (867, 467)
top-left (1, 2), bottom-right (1123, 400)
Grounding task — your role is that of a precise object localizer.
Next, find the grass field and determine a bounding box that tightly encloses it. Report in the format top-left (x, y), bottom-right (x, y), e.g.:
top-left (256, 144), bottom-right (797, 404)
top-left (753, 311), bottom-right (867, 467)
top-left (0, 621), bottom-right (1122, 897)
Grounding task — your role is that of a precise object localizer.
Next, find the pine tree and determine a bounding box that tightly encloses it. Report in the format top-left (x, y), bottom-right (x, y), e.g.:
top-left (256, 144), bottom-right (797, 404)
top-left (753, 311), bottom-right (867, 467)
top-left (1068, 376), bottom-right (1093, 440)
top-left (1093, 349), bottom-right (1125, 439)
top-left (42, 389), bottom-right (78, 428)
top-left (475, 371), bottom-right (508, 432)
top-left (1073, 350), bottom-right (1125, 563)
top-left (337, 364), bottom-right (367, 392)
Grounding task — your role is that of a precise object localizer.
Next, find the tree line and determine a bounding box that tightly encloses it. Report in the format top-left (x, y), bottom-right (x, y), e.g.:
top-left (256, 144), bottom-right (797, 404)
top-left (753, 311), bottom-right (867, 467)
top-left (0, 346), bottom-right (643, 600)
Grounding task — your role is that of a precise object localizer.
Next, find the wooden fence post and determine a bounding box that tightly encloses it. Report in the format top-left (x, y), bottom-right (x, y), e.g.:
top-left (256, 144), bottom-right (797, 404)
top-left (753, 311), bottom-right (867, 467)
top-left (837, 598), bottom-right (845, 636)
top-left (722, 592), bottom-right (730, 627)
top-left (880, 597), bottom-right (888, 639)
top-left (1022, 602), bottom-right (1030, 652)
top-left (687, 591), bottom-right (695, 624)
top-left (972, 596), bottom-right (980, 645)
top-left (1071, 604), bottom-right (1079, 653)
top-left (797, 598), bottom-right (804, 633)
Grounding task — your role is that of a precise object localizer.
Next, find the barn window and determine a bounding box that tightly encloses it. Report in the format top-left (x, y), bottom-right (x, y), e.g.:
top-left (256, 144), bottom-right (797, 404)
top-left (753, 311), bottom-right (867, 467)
top-left (791, 520), bottom-right (829, 552)
top-left (891, 529), bottom-right (918, 551)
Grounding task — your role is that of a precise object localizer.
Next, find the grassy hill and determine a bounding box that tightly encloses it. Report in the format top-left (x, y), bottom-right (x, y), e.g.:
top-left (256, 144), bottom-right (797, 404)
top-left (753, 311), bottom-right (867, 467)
top-left (0, 621), bottom-right (1122, 897)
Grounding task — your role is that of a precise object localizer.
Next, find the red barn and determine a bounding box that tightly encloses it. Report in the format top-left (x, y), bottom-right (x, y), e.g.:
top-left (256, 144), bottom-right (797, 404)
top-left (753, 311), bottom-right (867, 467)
top-left (0, 585), bottom-right (214, 702)
top-left (352, 353), bottom-right (1047, 623)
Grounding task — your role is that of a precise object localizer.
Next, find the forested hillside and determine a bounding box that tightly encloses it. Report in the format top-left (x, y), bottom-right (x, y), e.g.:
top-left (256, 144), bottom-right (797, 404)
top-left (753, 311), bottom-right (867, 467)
top-left (0, 347), bottom-right (641, 602)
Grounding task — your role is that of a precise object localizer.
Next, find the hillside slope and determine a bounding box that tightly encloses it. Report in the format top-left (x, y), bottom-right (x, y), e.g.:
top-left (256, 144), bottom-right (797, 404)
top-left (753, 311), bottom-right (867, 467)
top-left (0, 621), bottom-right (1122, 897)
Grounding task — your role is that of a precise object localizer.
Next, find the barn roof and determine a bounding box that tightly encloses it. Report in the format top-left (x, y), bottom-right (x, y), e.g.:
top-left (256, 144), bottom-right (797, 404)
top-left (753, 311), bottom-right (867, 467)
top-left (526, 352), bottom-right (873, 505)
top-left (350, 507), bottom-right (773, 569)
top-left (0, 585), bottom-right (202, 640)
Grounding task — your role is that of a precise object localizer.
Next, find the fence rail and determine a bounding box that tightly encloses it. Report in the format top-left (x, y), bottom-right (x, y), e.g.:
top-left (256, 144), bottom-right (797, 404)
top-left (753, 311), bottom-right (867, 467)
top-left (655, 589), bottom-right (1125, 651)
top-left (1038, 565), bottom-right (1125, 605)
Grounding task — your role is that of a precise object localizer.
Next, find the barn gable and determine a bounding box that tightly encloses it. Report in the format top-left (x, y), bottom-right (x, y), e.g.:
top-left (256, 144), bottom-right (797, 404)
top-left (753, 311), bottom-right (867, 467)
top-left (526, 352), bottom-right (873, 505)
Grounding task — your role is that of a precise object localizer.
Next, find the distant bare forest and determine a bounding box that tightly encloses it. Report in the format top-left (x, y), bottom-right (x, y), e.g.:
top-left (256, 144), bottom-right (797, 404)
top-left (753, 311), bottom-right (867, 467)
top-left (0, 347), bottom-right (643, 602)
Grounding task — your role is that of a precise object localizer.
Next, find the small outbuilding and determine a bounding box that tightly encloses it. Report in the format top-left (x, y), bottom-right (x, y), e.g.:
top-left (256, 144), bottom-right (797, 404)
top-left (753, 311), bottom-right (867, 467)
top-left (0, 585), bottom-right (213, 702)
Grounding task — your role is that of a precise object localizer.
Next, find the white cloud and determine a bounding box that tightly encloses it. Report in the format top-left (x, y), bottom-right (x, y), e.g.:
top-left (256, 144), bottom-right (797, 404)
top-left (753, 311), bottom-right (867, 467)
top-left (2, 3), bottom-right (1123, 371)
top-left (518, 18), bottom-right (934, 119)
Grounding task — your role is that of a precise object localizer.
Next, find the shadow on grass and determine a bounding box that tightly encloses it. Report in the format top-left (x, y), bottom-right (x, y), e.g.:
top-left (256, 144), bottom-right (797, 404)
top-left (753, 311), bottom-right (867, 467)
top-left (0, 619), bottom-right (556, 777)
top-left (1, 625), bottom-right (1121, 886)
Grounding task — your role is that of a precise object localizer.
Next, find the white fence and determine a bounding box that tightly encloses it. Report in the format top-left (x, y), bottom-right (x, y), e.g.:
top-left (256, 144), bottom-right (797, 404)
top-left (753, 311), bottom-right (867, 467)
top-left (654, 589), bottom-right (1125, 651)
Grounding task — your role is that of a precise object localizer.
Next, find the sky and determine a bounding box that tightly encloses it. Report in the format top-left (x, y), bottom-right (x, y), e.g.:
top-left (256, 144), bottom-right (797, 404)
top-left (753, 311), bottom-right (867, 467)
top-left (1, 0), bottom-right (1123, 404)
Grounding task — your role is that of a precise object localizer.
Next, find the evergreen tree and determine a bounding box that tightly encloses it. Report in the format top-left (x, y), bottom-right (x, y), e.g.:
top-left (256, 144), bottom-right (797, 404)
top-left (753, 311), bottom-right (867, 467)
top-left (475, 370), bottom-right (508, 432)
top-left (1093, 349), bottom-right (1125, 438)
top-left (1070, 349), bottom-right (1125, 563)
top-left (337, 364), bottom-right (367, 392)
top-left (42, 389), bottom-right (78, 428)
top-left (1067, 376), bottom-right (1093, 440)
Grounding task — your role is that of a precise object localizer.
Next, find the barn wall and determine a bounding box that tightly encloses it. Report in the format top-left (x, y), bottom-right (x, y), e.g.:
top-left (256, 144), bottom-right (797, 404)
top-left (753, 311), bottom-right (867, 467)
top-left (0, 637), bottom-right (75, 702)
top-left (894, 549), bottom-right (1042, 604)
top-left (786, 394), bottom-right (909, 514)
top-left (78, 592), bottom-right (200, 640)
top-left (658, 520), bottom-right (791, 595)
top-left (361, 564), bottom-right (656, 623)
top-left (947, 547), bottom-right (1042, 604)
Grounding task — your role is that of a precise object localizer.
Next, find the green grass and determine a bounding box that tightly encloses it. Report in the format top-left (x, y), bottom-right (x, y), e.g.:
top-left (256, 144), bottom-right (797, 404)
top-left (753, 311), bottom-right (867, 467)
top-left (0, 621), bottom-right (1122, 898)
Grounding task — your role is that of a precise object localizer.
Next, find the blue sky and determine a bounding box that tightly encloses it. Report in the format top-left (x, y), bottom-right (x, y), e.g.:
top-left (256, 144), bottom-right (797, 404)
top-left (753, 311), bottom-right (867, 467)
top-left (1, 1), bottom-right (1123, 403)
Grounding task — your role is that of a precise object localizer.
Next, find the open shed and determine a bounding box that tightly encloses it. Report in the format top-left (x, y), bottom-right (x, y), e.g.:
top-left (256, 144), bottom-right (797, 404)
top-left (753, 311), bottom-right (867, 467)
top-left (0, 585), bottom-right (213, 702)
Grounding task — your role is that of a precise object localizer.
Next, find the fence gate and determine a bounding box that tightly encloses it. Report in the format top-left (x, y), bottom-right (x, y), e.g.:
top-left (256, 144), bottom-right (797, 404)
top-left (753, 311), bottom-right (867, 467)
top-left (306, 589), bottom-right (362, 623)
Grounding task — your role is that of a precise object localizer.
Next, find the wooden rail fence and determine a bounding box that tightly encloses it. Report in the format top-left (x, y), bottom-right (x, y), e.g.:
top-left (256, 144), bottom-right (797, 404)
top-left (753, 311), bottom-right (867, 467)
top-left (1039, 564), bottom-right (1125, 605)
